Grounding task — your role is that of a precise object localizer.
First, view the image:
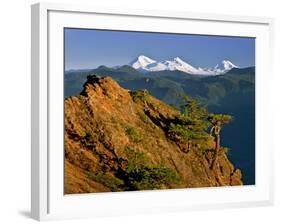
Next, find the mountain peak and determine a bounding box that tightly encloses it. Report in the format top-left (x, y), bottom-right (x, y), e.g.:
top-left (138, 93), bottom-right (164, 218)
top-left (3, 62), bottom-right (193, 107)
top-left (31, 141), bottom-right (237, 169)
top-left (131, 55), bottom-right (156, 70)
top-left (138, 54), bottom-right (154, 60)
top-left (222, 60), bottom-right (238, 70)
top-left (212, 60), bottom-right (238, 74)
top-left (130, 55), bottom-right (239, 75)
top-left (173, 57), bottom-right (184, 63)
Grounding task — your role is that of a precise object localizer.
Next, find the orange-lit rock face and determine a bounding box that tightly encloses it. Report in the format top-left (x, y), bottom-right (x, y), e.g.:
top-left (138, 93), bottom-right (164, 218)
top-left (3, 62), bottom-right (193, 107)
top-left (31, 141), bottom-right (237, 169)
top-left (64, 75), bottom-right (242, 194)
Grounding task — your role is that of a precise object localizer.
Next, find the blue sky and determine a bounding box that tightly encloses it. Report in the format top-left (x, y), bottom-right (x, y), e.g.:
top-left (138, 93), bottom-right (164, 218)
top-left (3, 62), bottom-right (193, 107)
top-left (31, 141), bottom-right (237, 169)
top-left (64, 28), bottom-right (255, 71)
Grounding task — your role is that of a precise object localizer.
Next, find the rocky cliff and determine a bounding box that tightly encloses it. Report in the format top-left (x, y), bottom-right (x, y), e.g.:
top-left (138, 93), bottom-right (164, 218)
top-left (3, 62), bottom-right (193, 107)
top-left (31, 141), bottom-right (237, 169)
top-left (64, 75), bottom-right (242, 194)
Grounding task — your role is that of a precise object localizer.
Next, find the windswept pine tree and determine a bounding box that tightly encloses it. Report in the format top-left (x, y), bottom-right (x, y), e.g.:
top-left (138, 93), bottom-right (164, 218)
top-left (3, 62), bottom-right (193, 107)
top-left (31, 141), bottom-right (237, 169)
top-left (208, 114), bottom-right (233, 169)
top-left (168, 96), bottom-right (210, 152)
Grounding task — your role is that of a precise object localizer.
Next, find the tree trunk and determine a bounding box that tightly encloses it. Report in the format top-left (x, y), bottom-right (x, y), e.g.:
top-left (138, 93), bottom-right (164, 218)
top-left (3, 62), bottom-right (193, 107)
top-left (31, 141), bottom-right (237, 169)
top-left (210, 134), bottom-right (220, 170)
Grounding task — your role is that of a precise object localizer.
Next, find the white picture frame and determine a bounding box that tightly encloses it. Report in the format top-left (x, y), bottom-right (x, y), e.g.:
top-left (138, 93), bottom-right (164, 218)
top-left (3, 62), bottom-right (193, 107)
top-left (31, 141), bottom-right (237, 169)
top-left (31, 2), bottom-right (274, 221)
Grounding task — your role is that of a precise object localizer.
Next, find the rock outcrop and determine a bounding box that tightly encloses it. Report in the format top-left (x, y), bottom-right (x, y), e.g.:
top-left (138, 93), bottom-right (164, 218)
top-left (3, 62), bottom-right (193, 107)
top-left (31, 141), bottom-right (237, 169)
top-left (64, 75), bottom-right (242, 194)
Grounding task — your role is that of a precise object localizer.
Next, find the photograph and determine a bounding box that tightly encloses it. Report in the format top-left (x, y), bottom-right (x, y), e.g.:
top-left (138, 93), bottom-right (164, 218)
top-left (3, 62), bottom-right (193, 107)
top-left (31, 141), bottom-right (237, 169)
top-left (63, 28), bottom-right (255, 194)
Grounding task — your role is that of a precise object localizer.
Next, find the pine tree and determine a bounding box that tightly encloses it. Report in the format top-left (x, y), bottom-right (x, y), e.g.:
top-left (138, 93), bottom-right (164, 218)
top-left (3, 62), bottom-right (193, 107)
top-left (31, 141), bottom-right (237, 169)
top-left (208, 114), bottom-right (233, 169)
top-left (168, 96), bottom-right (209, 149)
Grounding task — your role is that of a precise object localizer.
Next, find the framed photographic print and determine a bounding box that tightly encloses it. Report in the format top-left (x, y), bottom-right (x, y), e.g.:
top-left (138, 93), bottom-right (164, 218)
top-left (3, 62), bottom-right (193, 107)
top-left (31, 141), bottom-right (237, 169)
top-left (31, 2), bottom-right (274, 221)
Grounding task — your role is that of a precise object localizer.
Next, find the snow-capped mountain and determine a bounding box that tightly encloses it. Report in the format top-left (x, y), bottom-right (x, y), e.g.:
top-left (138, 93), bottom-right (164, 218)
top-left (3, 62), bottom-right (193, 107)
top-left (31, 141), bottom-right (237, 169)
top-left (162, 57), bottom-right (200, 74)
top-left (131, 55), bottom-right (156, 70)
top-left (130, 55), bottom-right (238, 75)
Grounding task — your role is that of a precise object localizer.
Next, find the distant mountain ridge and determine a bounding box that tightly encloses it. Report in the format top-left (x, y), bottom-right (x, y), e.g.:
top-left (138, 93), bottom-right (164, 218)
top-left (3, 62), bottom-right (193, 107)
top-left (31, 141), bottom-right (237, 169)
top-left (130, 55), bottom-right (238, 75)
top-left (64, 65), bottom-right (255, 185)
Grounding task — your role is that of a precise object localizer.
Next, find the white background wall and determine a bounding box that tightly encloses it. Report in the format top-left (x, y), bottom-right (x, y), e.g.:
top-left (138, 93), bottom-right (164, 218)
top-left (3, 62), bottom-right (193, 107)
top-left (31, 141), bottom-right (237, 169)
top-left (0, 0), bottom-right (280, 223)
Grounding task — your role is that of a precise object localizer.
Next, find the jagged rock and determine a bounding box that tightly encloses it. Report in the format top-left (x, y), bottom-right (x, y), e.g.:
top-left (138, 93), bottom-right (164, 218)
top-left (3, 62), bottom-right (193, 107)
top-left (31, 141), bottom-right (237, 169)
top-left (64, 75), bottom-right (242, 194)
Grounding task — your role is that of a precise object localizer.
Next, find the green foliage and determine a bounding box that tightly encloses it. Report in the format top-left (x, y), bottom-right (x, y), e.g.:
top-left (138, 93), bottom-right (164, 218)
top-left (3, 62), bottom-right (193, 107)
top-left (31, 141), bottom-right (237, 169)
top-left (125, 165), bottom-right (179, 190)
top-left (182, 96), bottom-right (207, 117)
top-left (131, 89), bottom-right (150, 103)
top-left (168, 95), bottom-right (209, 143)
top-left (180, 96), bottom-right (209, 129)
top-left (123, 147), bottom-right (179, 190)
top-left (168, 95), bottom-right (234, 160)
top-left (125, 147), bottom-right (148, 172)
top-left (65, 66), bottom-right (254, 107)
top-left (208, 113), bottom-right (233, 125)
top-left (125, 126), bottom-right (143, 143)
top-left (168, 123), bottom-right (208, 142)
top-left (88, 173), bottom-right (124, 192)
